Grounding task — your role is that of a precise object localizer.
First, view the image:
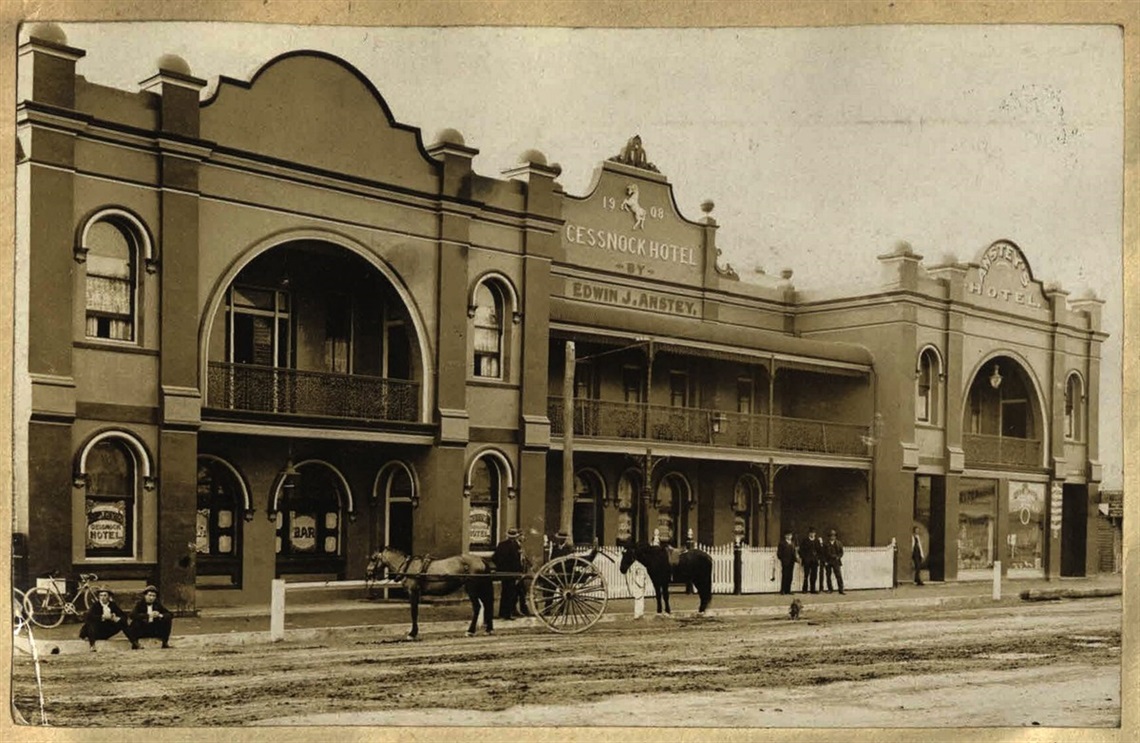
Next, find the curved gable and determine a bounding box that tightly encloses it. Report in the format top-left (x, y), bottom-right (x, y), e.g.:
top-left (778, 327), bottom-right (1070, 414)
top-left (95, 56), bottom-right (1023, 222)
top-left (201, 52), bottom-right (438, 191)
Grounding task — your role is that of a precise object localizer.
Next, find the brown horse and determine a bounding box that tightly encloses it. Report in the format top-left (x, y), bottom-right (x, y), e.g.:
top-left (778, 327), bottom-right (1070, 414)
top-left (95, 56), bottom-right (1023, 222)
top-left (366, 547), bottom-right (496, 640)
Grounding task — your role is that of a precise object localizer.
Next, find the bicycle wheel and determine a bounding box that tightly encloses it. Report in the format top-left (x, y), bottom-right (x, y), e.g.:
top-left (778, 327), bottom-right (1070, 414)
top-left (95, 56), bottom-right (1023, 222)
top-left (24, 587), bottom-right (66, 628)
top-left (76, 587), bottom-right (95, 614)
top-left (12, 589), bottom-right (27, 635)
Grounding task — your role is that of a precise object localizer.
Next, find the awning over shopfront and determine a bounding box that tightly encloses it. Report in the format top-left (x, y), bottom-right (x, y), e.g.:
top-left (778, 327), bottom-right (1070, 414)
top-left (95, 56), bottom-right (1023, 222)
top-left (550, 308), bottom-right (874, 374)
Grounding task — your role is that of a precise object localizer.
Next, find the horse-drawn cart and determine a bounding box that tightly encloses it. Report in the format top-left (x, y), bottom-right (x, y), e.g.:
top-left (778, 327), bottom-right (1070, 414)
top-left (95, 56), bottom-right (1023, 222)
top-left (366, 547), bottom-right (611, 639)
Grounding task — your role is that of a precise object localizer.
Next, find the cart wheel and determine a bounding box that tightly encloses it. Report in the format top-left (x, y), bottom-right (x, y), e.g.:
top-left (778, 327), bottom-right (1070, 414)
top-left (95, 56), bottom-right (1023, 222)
top-left (529, 555), bottom-right (608, 634)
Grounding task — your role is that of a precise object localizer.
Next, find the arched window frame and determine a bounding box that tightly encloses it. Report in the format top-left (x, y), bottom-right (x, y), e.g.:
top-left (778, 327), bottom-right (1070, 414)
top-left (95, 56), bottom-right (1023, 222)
top-left (269, 460), bottom-right (353, 563)
top-left (463, 449), bottom-right (516, 550)
top-left (1064, 371), bottom-right (1085, 442)
top-left (75, 208), bottom-right (156, 344)
top-left (196, 455), bottom-right (251, 586)
top-left (468, 272), bottom-right (520, 381)
top-left (915, 345), bottom-right (944, 425)
top-left (74, 430), bottom-right (155, 562)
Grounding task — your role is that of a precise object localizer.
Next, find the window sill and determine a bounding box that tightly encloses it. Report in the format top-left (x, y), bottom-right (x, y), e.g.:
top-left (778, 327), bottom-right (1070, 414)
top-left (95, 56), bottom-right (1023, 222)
top-left (74, 340), bottom-right (159, 356)
top-left (468, 378), bottom-right (518, 389)
top-left (914, 421), bottom-right (943, 430)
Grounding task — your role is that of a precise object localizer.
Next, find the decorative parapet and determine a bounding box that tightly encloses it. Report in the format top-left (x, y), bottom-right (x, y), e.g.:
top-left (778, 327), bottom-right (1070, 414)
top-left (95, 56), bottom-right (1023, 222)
top-left (608, 134), bottom-right (660, 173)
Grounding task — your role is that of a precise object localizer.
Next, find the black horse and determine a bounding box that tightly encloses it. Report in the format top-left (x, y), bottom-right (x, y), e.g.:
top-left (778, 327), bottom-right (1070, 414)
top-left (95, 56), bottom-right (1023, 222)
top-left (619, 542), bottom-right (713, 615)
top-left (366, 547), bottom-right (496, 640)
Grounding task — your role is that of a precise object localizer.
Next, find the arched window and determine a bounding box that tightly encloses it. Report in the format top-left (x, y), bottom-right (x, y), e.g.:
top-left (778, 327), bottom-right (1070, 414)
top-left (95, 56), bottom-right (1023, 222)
top-left (733, 474), bottom-right (763, 545)
top-left (655, 473), bottom-right (692, 547)
top-left (616, 469), bottom-right (644, 544)
top-left (196, 457), bottom-right (246, 586)
top-left (84, 219), bottom-right (138, 341)
top-left (916, 348), bottom-right (940, 424)
top-left (377, 462), bottom-right (416, 555)
top-left (1064, 373), bottom-right (1084, 441)
top-left (472, 282), bottom-right (504, 378)
top-left (84, 440), bottom-right (137, 559)
top-left (467, 455), bottom-right (504, 550)
top-left (573, 470), bottom-right (606, 545)
top-left (275, 463), bottom-right (346, 573)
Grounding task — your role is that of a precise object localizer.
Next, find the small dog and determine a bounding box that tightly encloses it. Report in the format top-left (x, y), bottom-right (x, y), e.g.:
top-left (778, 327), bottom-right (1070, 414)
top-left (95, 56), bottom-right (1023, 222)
top-left (788, 598), bottom-right (803, 620)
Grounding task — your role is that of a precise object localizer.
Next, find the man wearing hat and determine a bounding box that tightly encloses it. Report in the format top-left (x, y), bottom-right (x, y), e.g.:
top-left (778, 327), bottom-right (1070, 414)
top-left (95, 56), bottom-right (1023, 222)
top-left (822, 529), bottom-right (846, 594)
top-left (126, 585), bottom-right (174, 649)
top-left (549, 530), bottom-right (575, 562)
top-left (492, 527), bottom-right (524, 620)
top-left (799, 527), bottom-right (823, 594)
top-left (79, 587), bottom-right (129, 651)
top-left (776, 529), bottom-right (799, 595)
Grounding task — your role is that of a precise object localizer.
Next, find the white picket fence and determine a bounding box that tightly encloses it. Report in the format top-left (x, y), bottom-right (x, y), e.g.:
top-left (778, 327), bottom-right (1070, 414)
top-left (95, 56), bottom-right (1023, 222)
top-left (573, 543), bottom-right (896, 599)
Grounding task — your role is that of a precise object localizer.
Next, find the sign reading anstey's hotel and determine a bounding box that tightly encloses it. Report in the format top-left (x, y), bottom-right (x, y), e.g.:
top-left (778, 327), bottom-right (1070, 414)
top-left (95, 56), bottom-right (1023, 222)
top-left (561, 159), bottom-right (705, 287)
top-left (964, 240), bottom-right (1047, 312)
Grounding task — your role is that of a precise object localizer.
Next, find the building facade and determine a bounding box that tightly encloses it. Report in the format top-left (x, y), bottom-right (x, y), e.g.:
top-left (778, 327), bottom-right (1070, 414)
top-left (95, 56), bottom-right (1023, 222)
top-left (13, 29), bottom-right (1108, 609)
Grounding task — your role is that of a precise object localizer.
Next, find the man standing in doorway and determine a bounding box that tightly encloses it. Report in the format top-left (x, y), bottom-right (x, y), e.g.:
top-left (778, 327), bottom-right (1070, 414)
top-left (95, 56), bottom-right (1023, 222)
top-left (777, 530), bottom-right (798, 595)
top-left (492, 527), bottom-right (524, 620)
top-left (823, 529), bottom-right (845, 594)
top-left (912, 526), bottom-right (926, 585)
top-left (799, 527), bottom-right (822, 594)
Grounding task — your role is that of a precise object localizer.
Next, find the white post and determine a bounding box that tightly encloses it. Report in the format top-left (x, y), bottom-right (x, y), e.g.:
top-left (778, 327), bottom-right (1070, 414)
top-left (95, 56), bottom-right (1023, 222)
top-left (992, 560), bottom-right (1002, 601)
top-left (270, 579), bottom-right (286, 641)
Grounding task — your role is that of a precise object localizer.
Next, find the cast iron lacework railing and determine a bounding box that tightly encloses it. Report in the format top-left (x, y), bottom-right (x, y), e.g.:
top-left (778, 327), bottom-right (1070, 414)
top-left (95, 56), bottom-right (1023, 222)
top-left (207, 362), bottom-right (419, 422)
top-left (962, 433), bottom-right (1042, 469)
top-left (548, 397), bottom-right (870, 457)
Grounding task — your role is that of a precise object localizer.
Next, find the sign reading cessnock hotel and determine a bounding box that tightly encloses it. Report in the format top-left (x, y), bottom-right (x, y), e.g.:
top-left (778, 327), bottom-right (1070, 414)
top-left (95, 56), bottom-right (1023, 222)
top-left (561, 165), bottom-right (705, 288)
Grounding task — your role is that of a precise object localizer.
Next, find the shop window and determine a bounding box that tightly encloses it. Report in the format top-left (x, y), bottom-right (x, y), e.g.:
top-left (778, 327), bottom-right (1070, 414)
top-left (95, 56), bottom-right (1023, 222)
top-left (916, 348), bottom-right (940, 424)
top-left (276, 464), bottom-right (344, 560)
top-left (196, 457), bottom-right (245, 584)
top-left (1064, 373), bottom-right (1084, 441)
top-left (616, 470), bottom-right (643, 544)
top-left (84, 440), bottom-right (137, 559)
top-left (467, 455), bottom-right (503, 550)
top-left (84, 220), bottom-right (137, 342)
top-left (472, 283), bottom-right (504, 379)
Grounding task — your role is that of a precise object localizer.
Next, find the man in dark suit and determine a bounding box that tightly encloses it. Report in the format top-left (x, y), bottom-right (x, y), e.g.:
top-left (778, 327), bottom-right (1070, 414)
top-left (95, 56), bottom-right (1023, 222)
top-left (799, 527), bottom-right (822, 594)
top-left (79, 587), bottom-right (129, 651)
top-left (126, 585), bottom-right (174, 649)
top-left (776, 530), bottom-right (798, 595)
top-left (823, 529), bottom-right (846, 594)
top-left (911, 526), bottom-right (926, 586)
top-left (492, 527), bottom-right (524, 620)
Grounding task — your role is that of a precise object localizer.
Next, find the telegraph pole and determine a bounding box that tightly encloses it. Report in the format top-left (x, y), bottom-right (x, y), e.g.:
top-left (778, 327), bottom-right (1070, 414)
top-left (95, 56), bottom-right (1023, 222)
top-left (561, 341), bottom-right (575, 541)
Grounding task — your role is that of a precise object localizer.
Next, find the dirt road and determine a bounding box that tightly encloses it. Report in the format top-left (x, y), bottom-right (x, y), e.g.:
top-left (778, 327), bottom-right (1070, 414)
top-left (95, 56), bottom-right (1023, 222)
top-left (11, 597), bottom-right (1121, 728)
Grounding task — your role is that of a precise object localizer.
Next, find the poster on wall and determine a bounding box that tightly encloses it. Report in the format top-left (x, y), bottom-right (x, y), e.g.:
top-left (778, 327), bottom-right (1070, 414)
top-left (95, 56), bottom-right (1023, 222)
top-left (616, 511), bottom-right (632, 543)
top-left (196, 508), bottom-right (211, 554)
top-left (1050, 482), bottom-right (1064, 536)
top-left (86, 499), bottom-right (127, 551)
top-left (469, 507), bottom-right (492, 548)
top-left (290, 512), bottom-right (317, 552)
top-left (656, 513), bottom-right (674, 544)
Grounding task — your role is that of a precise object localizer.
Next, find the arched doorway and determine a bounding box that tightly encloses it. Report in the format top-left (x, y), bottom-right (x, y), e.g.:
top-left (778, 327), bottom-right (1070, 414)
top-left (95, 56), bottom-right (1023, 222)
top-left (274, 461), bottom-right (350, 577)
top-left (196, 455), bottom-right (249, 587)
top-left (572, 469), bottom-right (606, 545)
top-left (733, 473), bottom-right (764, 546)
top-left (374, 461), bottom-right (416, 555)
top-left (655, 472), bottom-right (693, 547)
top-left (616, 469), bottom-right (643, 544)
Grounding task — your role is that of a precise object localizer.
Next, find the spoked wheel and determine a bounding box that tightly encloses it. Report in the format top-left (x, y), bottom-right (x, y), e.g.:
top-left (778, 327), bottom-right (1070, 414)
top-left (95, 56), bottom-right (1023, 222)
top-left (23, 587), bottom-right (65, 629)
top-left (529, 555), bottom-right (608, 634)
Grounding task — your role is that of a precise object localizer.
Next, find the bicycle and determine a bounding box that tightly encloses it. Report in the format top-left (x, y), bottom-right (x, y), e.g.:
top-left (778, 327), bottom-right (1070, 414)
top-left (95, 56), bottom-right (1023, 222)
top-left (23, 572), bottom-right (100, 629)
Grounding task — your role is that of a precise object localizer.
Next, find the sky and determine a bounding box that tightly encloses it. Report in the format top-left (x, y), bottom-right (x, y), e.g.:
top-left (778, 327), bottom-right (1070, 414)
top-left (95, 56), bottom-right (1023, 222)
top-left (50, 23), bottom-right (1125, 488)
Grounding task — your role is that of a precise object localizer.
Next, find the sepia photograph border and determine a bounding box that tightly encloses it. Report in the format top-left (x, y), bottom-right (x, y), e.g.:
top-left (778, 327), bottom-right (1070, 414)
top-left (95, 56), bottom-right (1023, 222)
top-left (0, 1), bottom-right (1136, 742)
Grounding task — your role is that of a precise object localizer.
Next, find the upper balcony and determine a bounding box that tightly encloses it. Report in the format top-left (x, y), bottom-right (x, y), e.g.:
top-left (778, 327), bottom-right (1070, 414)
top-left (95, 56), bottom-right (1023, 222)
top-left (962, 433), bottom-right (1042, 471)
top-left (206, 362), bottom-right (419, 424)
top-left (548, 397), bottom-right (870, 458)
